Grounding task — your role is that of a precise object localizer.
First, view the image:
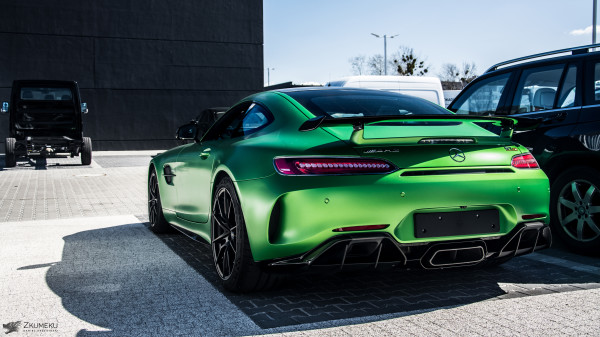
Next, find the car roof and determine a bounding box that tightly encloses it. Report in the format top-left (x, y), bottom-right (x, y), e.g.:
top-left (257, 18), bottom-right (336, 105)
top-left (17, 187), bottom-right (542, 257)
top-left (485, 47), bottom-right (600, 75)
top-left (272, 86), bottom-right (410, 97)
top-left (12, 80), bottom-right (78, 87)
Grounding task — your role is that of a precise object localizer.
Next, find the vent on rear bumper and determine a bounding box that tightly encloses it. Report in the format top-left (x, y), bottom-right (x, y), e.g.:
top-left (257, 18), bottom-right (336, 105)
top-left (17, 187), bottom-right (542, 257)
top-left (401, 168), bottom-right (514, 177)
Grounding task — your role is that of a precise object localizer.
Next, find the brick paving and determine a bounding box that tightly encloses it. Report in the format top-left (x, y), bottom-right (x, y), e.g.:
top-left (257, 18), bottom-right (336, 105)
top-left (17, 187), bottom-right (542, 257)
top-left (153, 222), bottom-right (600, 329)
top-left (1, 152), bottom-right (600, 336)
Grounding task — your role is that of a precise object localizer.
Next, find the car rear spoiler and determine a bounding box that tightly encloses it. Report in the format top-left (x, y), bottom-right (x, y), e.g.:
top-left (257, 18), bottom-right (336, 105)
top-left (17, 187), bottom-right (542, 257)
top-left (298, 115), bottom-right (538, 146)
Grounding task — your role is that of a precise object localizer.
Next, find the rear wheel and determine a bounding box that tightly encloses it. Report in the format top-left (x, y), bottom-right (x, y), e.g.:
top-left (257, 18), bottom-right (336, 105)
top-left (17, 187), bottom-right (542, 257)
top-left (551, 167), bottom-right (600, 255)
top-left (148, 167), bottom-right (172, 234)
top-left (81, 137), bottom-right (92, 165)
top-left (5, 138), bottom-right (16, 167)
top-left (211, 177), bottom-right (279, 292)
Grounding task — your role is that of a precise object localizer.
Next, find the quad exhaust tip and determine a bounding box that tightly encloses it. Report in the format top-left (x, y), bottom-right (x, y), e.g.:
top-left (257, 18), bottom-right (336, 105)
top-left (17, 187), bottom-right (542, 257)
top-left (428, 246), bottom-right (485, 267)
top-left (421, 241), bottom-right (487, 269)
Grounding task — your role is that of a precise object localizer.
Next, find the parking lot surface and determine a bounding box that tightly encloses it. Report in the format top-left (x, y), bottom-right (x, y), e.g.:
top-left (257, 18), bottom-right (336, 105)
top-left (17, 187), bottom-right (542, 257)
top-left (1, 152), bottom-right (599, 336)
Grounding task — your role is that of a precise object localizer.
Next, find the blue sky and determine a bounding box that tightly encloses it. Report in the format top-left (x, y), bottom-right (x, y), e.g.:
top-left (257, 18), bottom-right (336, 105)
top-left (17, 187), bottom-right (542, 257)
top-left (264, 0), bottom-right (595, 85)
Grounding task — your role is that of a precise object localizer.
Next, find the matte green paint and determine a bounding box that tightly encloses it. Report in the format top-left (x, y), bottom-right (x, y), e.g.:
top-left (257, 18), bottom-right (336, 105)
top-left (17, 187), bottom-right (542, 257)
top-left (150, 90), bottom-right (550, 262)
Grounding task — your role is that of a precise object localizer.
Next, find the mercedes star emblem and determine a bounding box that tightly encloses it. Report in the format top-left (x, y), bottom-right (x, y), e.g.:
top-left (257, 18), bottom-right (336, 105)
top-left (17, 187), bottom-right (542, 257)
top-left (449, 148), bottom-right (466, 162)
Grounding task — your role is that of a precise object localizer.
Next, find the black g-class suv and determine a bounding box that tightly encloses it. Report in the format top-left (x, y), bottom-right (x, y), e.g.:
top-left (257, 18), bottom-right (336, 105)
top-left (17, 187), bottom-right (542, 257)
top-left (2, 80), bottom-right (92, 167)
top-left (448, 44), bottom-right (600, 254)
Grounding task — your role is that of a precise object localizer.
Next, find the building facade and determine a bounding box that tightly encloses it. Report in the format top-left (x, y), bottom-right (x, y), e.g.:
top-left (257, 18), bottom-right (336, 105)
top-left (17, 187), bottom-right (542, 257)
top-left (0, 0), bottom-right (263, 150)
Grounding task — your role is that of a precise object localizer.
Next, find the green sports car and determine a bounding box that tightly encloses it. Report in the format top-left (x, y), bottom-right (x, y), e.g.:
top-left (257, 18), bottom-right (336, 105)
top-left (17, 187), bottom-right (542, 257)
top-left (148, 88), bottom-right (551, 292)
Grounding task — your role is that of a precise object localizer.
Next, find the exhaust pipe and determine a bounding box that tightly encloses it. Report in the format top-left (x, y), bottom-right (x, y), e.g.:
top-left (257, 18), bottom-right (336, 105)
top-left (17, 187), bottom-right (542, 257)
top-left (421, 240), bottom-right (486, 268)
top-left (429, 246), bottom-right (485, 267)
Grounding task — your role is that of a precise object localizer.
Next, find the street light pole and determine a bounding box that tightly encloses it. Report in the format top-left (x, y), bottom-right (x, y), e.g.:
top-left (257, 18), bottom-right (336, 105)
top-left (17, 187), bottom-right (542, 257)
top-left (371, 33), bottom-right (399, 75)
top-left (594, 0), bottom-right (597, 44)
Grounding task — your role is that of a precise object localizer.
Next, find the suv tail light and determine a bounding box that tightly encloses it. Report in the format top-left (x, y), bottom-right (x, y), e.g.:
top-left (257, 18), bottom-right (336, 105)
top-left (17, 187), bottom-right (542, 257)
top-left (511, 154), bottom-right (539, 169)
top-left (274, 157), bottom-right (397, 175)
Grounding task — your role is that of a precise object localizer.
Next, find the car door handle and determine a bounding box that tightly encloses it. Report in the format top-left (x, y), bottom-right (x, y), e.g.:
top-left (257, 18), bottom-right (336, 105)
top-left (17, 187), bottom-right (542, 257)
top-left (543, 112), bottom-right (567, 123)
top-left (200, 148), bottom-right (211, 158)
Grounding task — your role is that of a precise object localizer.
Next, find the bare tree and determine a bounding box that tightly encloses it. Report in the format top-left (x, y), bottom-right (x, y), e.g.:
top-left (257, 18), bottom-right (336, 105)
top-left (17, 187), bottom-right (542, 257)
top-left (440, 63), bottom-right (460, 82)
top-left (460, 61), bottom-right (477, 85)
top-left (368, 54), bottom-right (384, 75)
top-left (390, 46), bottom-right (430, 76)
top-left (439, 62), bottom-right (478, 87)
top-left (349, 55), bottom-right (367, 75)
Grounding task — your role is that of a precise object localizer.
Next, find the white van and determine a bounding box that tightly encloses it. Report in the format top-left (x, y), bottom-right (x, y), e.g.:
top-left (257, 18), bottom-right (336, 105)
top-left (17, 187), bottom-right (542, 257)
top-left (325, 75), bottom-right (445, 106)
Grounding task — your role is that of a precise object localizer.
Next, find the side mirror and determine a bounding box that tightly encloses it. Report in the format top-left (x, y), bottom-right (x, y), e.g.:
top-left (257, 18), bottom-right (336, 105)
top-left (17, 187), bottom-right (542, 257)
top-left (1, 102), bottom-right (8, 114)
top-left (81, 102), bottom-right (89, 114)
top-left (176, 123), bottom-right (198, 140)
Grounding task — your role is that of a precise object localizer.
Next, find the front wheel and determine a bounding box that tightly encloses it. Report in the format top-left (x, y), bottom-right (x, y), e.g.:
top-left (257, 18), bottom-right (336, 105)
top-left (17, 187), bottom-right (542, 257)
top-left (5, 138), bottom-right (16, 167)
top-left (550, 167), bottom-right (600, 255)
top-left (211, 177), bottom-right (279, 292)
top-left (81, 137), bottom-right (92, 165)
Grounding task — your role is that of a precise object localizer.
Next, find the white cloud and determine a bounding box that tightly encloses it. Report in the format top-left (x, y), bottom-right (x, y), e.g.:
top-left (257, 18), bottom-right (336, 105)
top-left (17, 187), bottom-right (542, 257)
top-left (570, 25), bottom-right (599, 36)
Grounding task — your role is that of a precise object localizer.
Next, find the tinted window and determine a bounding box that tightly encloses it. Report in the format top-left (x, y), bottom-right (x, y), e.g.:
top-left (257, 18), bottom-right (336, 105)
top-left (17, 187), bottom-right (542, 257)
top-left (20, 87), bottom-right (73, 101)
top-left (558, 65), bottom-right (577, 108)
top-left (452, 73), bottom-right (510, 116)
top-left (207, 103), bottom-right (273, 140)
top-left (594, 62), bottom-right (600, 103)
top-left (511, 64), bottom-right (564, 114)
top-left (286, 90), bottom-right (450, 117)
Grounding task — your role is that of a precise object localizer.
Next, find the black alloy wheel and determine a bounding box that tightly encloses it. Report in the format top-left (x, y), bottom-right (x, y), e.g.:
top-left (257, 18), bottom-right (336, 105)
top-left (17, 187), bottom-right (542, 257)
top-left (211, 177), bottom-right (280, 292)
top-left (551, 167), bottom-right (600, 255)
top-left (148, 168), bottom-right (171, 233)
top-left (212, 185), bottom-right (238, 280)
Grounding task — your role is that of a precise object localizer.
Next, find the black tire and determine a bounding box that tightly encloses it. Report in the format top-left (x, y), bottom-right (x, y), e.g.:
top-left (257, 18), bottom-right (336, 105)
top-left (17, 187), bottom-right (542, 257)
top-left (550, 167), bottom-right (600, 255)
top-left (148, 167), bottom-right (172, 234)
top-left (5, 138), bottom-right (16, 167)
top-left (211, 177), bottom-right (280, 292)
top-left (81, 137), bottom-right (92, 165)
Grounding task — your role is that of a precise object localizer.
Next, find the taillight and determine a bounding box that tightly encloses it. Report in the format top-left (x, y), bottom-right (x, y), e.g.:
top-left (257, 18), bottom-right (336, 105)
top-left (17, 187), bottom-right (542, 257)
top-left (274, 157), bottom-right (397, 175)
top-left (511, 154), bottom-right (539, 169)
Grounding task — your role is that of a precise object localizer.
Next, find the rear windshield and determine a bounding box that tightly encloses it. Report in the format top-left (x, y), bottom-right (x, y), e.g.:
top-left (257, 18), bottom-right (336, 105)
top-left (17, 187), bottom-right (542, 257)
top-left (285, 90), bottom-right (451, 118)
top-left (20, 87), bottom-right (73, 101)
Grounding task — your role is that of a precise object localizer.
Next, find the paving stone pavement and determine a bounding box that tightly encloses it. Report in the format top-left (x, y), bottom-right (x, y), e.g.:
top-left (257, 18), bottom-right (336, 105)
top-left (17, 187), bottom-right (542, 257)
top-left (1, 153), bottom-right (599, 336)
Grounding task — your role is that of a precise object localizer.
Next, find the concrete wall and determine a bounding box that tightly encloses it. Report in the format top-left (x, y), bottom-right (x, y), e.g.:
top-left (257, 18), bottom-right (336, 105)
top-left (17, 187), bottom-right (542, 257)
top-left (0, 0), bottom-right (263, 150)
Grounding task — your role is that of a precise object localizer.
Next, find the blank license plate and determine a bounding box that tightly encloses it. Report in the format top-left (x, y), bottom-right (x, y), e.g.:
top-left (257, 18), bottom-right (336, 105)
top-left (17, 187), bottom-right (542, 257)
top-left (414, 209), bottom-right (500, 238)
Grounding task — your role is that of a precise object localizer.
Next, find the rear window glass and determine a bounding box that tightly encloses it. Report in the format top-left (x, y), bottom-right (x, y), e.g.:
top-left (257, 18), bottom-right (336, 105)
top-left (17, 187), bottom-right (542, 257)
top-left (20, 87), bottom-right (73, 101)
top-left (285, 90), bottom-right (451, 118)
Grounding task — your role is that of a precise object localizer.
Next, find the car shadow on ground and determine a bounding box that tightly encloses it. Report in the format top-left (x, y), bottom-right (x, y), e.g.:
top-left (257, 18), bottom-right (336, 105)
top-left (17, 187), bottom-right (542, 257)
top-left (0, 154), bottom-right (87, 170)
top-left (156, 229), bottom-right (599, 329)
top-left (43, 222), bottom-right (600, 335)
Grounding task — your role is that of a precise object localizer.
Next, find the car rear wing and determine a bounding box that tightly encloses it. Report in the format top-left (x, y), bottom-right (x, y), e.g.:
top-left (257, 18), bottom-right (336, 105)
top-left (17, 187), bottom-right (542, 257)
top-left (298, 114), bottom-right (533, 146)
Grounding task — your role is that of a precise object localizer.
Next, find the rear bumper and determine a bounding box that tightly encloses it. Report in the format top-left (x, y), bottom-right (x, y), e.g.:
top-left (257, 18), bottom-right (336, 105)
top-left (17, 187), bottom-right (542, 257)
top-left (236, 168), bottom-right (550, 261)
top-left (267, 221), bottom-right (551, 271)
top-left (13, 137), bottom-right (84, 155)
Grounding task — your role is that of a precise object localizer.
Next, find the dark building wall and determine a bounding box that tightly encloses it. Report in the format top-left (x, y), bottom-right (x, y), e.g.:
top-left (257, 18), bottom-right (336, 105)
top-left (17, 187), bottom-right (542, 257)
top-left (0, 0), bottom-right (263, 150)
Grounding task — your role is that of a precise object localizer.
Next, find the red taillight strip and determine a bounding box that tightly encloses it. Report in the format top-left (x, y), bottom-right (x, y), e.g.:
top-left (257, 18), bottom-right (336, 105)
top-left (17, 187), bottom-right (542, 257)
top-left (274, 157), bottom-right (398, 175)
top-left (511, 153), bottom-right (539, 169)
top-left (333, 224), bottom-right (389, 232)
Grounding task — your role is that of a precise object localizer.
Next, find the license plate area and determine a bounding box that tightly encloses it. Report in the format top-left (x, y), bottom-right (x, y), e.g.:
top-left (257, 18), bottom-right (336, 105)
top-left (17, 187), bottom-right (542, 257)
top-left (414, 209), bottom-right (500, 238)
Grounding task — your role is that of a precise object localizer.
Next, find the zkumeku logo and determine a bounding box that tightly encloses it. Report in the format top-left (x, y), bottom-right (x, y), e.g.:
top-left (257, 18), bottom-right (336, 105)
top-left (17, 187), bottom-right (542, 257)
top-left (3, 321), bottom-right (21, 334)
top-left (3, 321), bottom-right (59, 334)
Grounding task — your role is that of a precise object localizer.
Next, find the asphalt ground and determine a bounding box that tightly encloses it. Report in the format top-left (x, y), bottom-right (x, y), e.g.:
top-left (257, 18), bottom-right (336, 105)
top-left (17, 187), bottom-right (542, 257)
top-left (0, 152), bottom-right (599, 336)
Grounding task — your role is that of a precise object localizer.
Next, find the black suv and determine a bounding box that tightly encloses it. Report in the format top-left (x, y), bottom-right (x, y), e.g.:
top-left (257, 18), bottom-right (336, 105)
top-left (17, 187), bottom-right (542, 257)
top-left (2, 80), bottom-right (92, 167)
top-left (448, 44), bottom-right (600, 254)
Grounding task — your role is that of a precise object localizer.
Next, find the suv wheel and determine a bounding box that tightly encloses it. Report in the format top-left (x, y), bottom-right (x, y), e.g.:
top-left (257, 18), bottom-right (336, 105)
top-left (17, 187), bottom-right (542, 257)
top-left (5, 138), bottom-right (16, 167)
top-left (551, 167), bottom-right (600, 255)
top-left (81, 137), bottom-right (92, 165)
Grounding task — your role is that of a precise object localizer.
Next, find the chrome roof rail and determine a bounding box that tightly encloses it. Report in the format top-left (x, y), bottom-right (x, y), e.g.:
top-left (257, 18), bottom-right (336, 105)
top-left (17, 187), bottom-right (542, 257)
top-left (485, 43), bottom-right (600, 73)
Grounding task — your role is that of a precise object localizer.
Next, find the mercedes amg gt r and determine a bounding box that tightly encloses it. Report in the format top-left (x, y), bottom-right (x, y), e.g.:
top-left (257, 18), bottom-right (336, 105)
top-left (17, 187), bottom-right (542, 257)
top-left (148, 88), bottom-right (551, 292)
